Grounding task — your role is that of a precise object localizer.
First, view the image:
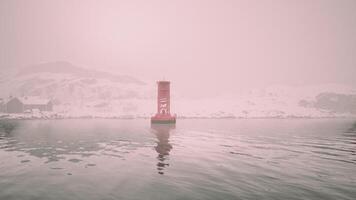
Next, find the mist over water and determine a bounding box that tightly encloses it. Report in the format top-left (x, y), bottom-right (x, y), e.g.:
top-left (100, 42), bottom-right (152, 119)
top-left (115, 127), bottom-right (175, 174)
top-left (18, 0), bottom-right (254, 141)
top-left (1, 1), bottom-right (356, 199)
top-left (1, 0), bottom-right (356, 97)
top-left (1, 1), bottom-right (356, 118)
top-left (0, 119), bottom-right (355, 200)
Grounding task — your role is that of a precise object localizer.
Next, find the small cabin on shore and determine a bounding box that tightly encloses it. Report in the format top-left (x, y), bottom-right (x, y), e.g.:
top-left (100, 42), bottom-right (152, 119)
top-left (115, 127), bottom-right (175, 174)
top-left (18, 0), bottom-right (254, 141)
top-left (0, 99), bottom-right (6, 113)
top-left (4, 97), bottom-right (53, 113)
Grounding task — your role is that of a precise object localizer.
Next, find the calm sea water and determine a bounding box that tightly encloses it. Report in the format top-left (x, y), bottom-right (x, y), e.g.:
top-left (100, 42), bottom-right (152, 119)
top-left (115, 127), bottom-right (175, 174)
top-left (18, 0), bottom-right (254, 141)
top-left (0, 119), bottom-right (355, 200)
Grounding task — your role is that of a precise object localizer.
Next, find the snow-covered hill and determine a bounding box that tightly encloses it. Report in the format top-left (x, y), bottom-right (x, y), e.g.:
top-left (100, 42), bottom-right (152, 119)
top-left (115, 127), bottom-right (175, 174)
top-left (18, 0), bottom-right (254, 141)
top-left (1, 61), bottom-right (356, 119)
top-left (173, 84), bottom-right (356, 118)
top-left (0, 61), bottom-right (155, 117)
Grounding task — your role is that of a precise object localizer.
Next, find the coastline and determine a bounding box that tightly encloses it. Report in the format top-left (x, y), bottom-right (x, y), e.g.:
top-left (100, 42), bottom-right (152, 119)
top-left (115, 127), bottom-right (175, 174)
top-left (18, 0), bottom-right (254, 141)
top-left (1, 113), bottom-right (355, 120)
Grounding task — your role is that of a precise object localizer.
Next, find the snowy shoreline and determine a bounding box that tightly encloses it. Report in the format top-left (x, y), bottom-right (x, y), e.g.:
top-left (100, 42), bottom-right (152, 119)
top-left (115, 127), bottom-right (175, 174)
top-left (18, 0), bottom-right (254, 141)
top-left (1, 62), bottom-right (355, 122)
top-left (1, 113), bottom-right (355, 120)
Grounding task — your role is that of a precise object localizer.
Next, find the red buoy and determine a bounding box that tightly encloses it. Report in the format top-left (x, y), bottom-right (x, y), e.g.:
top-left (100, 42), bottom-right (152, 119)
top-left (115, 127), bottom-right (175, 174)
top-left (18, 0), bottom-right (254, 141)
top-left (151, 81), bottom-right (176, 124)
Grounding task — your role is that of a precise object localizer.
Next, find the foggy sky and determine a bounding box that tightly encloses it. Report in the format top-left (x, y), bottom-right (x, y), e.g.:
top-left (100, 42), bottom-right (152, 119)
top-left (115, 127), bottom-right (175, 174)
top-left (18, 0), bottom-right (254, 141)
top-left (1, 0), bottom-right (356, 97)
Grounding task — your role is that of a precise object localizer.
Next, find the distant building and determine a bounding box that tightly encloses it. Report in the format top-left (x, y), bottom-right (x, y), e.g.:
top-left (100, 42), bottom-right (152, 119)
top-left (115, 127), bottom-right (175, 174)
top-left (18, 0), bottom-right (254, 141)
top-left (6, 98), bottom-right (23, 113)
top-left (5, 97), bottom-right (53, 113)
top-left (0, 99), bottom-right (6, 113)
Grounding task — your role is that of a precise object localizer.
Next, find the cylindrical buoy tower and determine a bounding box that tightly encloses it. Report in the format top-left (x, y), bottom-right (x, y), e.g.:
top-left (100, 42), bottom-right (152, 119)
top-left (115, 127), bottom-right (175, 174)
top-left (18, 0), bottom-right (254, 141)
top-left (151, 81), bottom-right (176, 124)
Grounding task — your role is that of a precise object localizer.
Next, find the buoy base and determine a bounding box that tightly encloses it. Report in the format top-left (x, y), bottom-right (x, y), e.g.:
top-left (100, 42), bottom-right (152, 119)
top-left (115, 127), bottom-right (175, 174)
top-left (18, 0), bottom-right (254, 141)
top-left (151, 115), bottom-right (176, 124)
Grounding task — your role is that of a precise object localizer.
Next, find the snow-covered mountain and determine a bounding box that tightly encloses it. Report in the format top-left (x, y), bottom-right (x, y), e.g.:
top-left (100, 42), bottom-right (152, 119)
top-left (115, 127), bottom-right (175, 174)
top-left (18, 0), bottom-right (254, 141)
top-left (0, 61), bottom-right (356, 119)
top-left (0, 61), bottom-right (148, 99)
top-left (0, 61), bottom-right (155, 117)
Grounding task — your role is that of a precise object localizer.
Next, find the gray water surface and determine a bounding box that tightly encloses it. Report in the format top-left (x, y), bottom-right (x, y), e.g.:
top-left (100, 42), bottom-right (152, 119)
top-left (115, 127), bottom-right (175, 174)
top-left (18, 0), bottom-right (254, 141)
top-left (0, 119), bottom-right (355, 200)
